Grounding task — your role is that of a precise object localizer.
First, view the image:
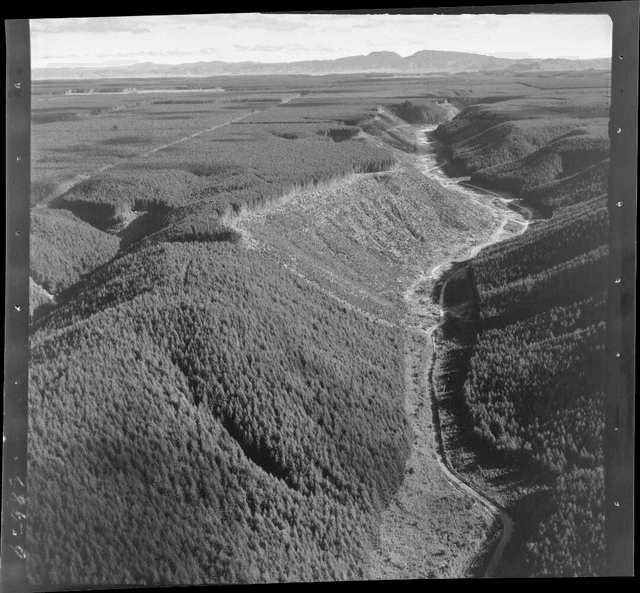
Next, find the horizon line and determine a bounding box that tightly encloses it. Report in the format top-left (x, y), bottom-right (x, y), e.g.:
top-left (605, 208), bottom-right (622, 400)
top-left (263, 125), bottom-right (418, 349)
top-left (33, 49), bottom-right (612, 70)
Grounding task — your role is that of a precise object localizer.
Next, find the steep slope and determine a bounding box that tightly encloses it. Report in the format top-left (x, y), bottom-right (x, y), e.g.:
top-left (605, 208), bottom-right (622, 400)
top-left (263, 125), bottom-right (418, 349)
top-left (471, 127), bottom-right (609, 194)
top-left (28, 241), bottom-right (409, 584)
top-left (433, 98), bottom-right (610, 576)
top-left (465, 194), bottom-right (608, 577)
top-left (523, 158), bottom-right (610, 215)
top-left (27, 99), bottom-right (500, 585)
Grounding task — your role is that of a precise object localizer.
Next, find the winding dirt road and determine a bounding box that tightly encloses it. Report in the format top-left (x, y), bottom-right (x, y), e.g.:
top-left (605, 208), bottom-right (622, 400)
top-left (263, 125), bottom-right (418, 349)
top-left (406, 124), bottom-right (534, 578)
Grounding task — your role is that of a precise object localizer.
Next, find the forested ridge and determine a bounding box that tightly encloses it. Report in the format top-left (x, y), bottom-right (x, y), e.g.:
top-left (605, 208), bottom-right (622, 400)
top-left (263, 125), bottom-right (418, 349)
top-left (436, 97), bottom-right (610, 576)
top-left (31, 208), bottom-right (120, 294)
top-left (29, 241), bottom-right (409, 584)
top-left (434, 97), bottom-right (608, 179)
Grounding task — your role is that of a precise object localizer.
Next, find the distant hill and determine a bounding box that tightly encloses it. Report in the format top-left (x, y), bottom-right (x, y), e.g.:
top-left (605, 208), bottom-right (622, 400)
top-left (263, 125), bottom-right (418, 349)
top-left (32, 50), bottom-right (611, 80)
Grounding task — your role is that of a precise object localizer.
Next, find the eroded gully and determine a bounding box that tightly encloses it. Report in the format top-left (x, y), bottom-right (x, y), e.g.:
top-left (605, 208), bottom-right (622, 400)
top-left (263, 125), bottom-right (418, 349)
top-left (396, 124), bottom-right (533, 578)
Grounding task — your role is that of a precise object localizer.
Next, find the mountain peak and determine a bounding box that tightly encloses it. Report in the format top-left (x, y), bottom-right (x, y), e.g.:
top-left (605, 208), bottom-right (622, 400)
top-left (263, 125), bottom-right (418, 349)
top-left (33, 50), bottom-right (610, 80)
top-left (367, 51), bottom-right (401, 57)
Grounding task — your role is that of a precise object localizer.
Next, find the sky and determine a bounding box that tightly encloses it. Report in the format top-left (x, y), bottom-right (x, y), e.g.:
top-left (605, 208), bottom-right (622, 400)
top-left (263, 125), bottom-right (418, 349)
top-left (30, 13), bottom-right (613, 69)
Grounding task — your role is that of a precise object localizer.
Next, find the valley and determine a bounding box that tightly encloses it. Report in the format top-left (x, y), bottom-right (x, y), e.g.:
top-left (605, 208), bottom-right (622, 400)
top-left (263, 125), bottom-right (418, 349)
top-left (28, 69), bottom-right (610, 582)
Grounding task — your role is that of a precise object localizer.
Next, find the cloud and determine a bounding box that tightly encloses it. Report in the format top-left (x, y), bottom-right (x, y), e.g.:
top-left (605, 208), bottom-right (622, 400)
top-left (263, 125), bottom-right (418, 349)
top-left (30, 13), bottom-right (613, 67)
top-left (30, 17), bottom-right (151, 35)
top-left (230, 42), bottom-right (316, 53)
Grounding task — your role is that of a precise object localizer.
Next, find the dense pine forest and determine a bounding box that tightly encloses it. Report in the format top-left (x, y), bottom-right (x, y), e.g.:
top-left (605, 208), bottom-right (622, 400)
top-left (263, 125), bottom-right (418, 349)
top-left (435, 96), bottom-right (609, 576)
top-left (29, 241), bottom-right (409, 583)
top-left (31, 208), bottom-right (120, 294)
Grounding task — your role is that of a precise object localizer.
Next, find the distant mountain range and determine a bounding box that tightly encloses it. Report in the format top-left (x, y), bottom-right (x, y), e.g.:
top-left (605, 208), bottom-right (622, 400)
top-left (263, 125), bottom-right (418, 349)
top-left (32, 50), bottom-right (611, 80)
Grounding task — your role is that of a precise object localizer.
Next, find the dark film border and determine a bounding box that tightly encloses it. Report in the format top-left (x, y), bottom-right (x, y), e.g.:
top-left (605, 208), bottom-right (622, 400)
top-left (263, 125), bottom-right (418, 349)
top-left (4, 17), bottom-right (30, 593)
top-left (604, 0), bottom-right (637, 578)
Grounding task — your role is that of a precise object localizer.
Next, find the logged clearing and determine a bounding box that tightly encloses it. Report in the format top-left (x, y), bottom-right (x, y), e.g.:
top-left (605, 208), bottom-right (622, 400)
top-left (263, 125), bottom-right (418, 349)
top-left (233, 151), bottom-right (491, 324)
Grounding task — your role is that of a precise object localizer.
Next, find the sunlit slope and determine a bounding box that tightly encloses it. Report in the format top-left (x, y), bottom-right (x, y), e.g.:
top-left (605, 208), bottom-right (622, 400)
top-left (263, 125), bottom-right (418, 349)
top-left (28, 241), bottom-right (408, 584)
top-left (238, 161), bottom-right (493, 323)
top-left (29, 277), bottom-right (55, 320)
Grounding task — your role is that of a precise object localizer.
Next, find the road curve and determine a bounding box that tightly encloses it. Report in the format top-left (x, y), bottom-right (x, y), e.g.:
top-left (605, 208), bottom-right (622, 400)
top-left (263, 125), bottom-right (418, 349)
top-left (428, 269), bottom-right (514, 579)
top-left (410, 124), bottom-right (534, 578)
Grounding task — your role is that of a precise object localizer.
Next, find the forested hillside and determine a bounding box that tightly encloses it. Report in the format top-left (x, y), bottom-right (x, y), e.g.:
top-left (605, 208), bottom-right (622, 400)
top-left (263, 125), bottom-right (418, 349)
top-left (436, 96), bottom-right (610, 576)
top-left (435, 97), bottom-right (609, 176)
top-left (31, 208), bottom-right (120, 294)
top-left (29, 241), bottom-right (409, 584)
top-left (470, 128), bottom-right (609, 194)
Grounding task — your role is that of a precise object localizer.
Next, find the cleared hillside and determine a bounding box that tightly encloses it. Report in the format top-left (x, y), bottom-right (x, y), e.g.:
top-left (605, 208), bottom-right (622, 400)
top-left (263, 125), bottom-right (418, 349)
top-left (28, 74), bottom-right (613, 583)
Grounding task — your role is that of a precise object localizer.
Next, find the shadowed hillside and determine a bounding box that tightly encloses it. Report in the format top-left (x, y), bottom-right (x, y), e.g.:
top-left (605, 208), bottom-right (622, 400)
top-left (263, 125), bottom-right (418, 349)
top-left (434, 94), bottom-right (610, 577)
top-left (31, 208), bottom-right (120, 294)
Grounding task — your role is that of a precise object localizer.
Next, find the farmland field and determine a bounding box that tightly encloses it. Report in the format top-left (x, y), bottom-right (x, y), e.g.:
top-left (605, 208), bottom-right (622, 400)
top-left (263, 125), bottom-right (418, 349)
top-left (29, 68), bottom-right (612, 583)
